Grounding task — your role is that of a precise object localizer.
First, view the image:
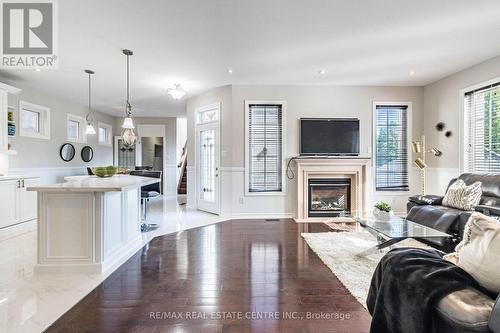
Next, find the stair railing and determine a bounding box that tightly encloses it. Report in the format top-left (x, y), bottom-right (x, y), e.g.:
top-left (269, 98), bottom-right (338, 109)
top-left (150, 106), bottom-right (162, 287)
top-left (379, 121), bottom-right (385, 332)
top-left (177, 140), bottom-right (187, 194)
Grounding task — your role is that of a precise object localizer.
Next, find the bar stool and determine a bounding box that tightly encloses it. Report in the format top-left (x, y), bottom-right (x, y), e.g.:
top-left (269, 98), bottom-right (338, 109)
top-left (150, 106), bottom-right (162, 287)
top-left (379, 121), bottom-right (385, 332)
top-left (129, 170), bottom-right (162, 232)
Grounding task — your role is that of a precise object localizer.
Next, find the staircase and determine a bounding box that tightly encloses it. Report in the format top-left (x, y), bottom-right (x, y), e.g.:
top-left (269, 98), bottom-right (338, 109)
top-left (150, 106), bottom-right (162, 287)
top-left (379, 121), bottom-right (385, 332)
top-left (177, 141), bottom-right (187, 195)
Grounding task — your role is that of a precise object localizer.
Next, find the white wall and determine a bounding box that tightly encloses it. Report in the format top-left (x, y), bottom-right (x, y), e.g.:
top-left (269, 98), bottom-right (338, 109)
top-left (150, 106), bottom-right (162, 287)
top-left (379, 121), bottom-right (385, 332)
top-left (187, 84), bottom-right (424, 216)
top-left (2, 78), bottom-right (115, 184)
top-left (423, 54), bottom-right (500, 194)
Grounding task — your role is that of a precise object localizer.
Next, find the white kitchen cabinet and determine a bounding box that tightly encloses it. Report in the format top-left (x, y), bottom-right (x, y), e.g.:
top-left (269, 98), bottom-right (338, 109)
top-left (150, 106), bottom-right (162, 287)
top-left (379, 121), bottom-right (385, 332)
top-left (0, 177), bottom-right (39, 229)
top-left (0, 91), bottom-right (7, 151)
top-left (0, 179), bottom-right (19, 228)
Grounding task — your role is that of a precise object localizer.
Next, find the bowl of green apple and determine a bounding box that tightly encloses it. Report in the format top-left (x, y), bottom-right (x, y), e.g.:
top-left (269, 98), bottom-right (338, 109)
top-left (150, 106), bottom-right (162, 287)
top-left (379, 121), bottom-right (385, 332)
top-left (92, 166), bottom-right (117, 178)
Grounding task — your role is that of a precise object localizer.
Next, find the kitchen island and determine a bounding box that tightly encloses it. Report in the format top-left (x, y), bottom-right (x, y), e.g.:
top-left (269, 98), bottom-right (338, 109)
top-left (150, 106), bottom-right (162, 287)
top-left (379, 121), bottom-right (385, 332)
top-left (28, 175), bottom-right (160, 274)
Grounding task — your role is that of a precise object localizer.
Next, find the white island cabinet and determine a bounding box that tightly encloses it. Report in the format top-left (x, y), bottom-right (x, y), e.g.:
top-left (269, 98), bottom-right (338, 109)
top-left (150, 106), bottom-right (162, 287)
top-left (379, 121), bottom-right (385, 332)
top-left (0, 176), bottom-right (39, 229)
top-left (28, 175), bottom-right (159, 274)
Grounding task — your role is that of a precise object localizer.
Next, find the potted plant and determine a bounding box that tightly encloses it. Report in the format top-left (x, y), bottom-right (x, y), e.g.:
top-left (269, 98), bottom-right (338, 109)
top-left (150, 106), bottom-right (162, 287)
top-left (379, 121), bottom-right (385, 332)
top-left (373, 201), bottom-right (394, 221)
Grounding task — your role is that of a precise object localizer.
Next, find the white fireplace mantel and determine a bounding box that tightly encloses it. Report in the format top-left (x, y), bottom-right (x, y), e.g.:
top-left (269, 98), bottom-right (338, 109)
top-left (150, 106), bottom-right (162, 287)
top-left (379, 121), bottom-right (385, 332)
top-left (293, 157), bottom-right (371, 222)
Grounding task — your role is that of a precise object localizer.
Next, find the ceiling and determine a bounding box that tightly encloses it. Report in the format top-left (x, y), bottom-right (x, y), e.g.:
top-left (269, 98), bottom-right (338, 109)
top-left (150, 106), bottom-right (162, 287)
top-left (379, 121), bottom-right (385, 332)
top-left (1, 0), bottom-right (500, 117)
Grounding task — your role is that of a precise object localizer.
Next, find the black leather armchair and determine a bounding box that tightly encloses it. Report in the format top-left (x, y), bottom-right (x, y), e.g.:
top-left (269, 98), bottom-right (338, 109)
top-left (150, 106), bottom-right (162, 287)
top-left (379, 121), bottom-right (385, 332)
top-left (406, 173), bottom-right (500, 333)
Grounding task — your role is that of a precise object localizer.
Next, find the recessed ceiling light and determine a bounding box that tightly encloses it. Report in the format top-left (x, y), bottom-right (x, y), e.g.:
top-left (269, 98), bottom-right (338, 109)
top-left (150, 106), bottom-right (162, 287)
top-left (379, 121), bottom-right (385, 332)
top-left (228, 69), bottom-right (233, 74)
top-left (409, 70), bottom-right (416, 76)
top-left (318, 69), bottom-right (326, 75)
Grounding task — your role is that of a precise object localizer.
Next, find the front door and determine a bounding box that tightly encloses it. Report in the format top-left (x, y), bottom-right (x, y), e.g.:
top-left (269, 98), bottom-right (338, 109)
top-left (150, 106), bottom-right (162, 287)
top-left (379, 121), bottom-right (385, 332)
top-left (196, 121), bottom-right (220, 214)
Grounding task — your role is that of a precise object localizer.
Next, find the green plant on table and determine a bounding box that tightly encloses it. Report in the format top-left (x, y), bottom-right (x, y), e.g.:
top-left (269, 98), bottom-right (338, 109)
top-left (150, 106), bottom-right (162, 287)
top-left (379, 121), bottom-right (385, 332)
top-left (374, 201), bottom-right (392, 213)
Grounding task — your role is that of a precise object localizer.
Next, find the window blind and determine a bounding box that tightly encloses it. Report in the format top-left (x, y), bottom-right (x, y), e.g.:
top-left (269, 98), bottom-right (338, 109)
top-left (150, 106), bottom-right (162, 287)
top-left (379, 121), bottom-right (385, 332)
top-left (375, 105), bottom-right (409, 191)
top-left (248, 104), bottom-right (283, 192)
top-left (464, 82), bottom-right (500, 172)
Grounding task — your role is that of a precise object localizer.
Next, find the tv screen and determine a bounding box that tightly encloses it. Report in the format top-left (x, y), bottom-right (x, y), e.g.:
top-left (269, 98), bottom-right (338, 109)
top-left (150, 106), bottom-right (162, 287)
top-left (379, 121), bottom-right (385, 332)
top-left (300, 118), bottom-right (360, 156)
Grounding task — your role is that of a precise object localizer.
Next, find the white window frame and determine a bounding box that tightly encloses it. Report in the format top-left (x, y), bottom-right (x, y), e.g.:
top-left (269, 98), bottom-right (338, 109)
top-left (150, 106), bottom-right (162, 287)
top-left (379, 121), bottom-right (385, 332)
top-left (459, 75), bottom-right (500, 173)
top-left (197, 104), bottom-right (220, 124)
top-left (244, 100), bottom-right (286, 196)
top-left (98, 122), bottom-right (113, 146)
top-left (372, 101), bottom-right (412, 195)
top-left (67, 114), bottom-right (87, 143)
top-left (19, 101), bottom-right (50, 139)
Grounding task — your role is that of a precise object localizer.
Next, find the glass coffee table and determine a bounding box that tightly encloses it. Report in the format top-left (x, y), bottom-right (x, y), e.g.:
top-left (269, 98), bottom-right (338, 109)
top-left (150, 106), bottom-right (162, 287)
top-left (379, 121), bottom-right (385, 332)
top-left (353, 216), bottom-right (451, 257)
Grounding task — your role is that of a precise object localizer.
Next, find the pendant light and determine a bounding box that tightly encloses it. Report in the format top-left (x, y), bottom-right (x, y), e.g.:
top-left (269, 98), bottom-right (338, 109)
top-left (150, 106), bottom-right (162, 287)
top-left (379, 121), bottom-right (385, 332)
top-left (121, 49), bottom-right (137, 147)
top-left (167, 83), bottom-right (186, 100)
top-left (84, 69), bottom-right (96, 135)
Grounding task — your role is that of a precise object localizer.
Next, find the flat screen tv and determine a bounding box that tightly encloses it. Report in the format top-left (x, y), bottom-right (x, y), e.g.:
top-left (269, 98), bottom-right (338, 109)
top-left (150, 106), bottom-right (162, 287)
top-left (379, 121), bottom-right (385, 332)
top-left (300, 118), bottom-right (360, 156)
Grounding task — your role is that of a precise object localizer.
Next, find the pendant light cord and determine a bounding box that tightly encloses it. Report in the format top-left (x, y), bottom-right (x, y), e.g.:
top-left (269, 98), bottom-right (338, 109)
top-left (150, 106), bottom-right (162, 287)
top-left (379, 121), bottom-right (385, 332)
top-left (88, 72), bottom-right (91, 112)
top-left (86, 70), bottom-right (93, 123)
top-left (126, 52), bottom-right (132, 116)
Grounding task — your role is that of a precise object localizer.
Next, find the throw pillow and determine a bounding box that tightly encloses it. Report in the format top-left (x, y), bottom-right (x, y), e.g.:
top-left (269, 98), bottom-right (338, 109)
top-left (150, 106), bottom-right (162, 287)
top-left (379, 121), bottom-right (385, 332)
top-left (442, 179), bottom-right (482, 210)
top-left (444, 212), bottom-right (500, 294)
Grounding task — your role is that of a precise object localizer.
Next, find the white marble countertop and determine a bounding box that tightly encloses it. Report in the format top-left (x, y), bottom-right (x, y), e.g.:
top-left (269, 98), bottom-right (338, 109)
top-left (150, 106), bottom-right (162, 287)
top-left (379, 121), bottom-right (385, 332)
top-left (27, 175), bottom-right (160, 192)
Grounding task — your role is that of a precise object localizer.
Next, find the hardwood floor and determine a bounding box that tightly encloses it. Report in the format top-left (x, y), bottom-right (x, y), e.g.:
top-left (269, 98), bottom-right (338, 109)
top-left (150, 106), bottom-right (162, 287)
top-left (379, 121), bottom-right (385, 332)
top-left (45, 219), bottom-right (371, 333)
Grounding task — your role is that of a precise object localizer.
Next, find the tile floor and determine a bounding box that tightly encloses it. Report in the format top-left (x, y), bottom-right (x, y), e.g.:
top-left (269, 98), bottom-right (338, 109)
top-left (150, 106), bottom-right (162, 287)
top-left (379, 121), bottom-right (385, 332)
top-left (0, 195), bottom-right (226, 333)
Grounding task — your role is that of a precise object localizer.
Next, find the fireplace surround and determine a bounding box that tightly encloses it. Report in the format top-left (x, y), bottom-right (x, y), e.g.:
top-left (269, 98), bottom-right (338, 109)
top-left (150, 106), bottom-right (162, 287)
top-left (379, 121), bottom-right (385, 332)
top-left (308, 178), bottom-right (351, 217)
top-left (294, 157), bottom-right (371, 222)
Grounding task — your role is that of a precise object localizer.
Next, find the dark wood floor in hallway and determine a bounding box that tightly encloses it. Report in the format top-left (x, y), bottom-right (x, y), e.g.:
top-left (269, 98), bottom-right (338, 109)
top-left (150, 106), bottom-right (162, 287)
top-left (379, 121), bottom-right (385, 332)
top-left (46, 219), bottom-right (371, 333)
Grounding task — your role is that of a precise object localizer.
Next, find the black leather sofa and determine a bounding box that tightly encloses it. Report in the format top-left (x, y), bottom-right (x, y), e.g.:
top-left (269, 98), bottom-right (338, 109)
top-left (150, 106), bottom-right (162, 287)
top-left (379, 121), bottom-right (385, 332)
top-left (407, 173), bottom-right (500, 252)
top-left (406, 173), bottom-right (500, 333)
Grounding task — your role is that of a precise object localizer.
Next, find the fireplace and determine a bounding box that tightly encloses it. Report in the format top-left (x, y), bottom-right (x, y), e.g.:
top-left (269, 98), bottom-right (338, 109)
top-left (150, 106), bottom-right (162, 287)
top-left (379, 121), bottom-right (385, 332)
top-left (308, 178), bottom-right (351, 217)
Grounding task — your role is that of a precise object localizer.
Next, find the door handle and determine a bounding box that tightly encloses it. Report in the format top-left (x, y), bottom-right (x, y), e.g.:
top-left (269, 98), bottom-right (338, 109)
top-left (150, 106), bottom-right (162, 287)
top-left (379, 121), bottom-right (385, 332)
top-left (21, 179), bottom-right (25, 188)
top-left (16, 180), bottom-right (20, 188)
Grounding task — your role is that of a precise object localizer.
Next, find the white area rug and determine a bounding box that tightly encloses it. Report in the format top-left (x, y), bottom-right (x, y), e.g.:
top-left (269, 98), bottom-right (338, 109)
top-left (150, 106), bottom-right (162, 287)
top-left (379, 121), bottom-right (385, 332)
top-left (301, 231), bottom-right (430, 308)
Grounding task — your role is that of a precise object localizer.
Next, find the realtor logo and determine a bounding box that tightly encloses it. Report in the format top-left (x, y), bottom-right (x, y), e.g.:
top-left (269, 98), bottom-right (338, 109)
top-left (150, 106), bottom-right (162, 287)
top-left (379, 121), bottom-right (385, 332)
top-left (1, 0), bottom-right (58, 69)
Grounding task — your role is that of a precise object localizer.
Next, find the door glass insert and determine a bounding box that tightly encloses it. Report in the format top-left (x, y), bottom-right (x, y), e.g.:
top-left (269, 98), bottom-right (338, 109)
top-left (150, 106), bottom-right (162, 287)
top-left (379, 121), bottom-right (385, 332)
top-left (199, 129), bottom-right (215, 202)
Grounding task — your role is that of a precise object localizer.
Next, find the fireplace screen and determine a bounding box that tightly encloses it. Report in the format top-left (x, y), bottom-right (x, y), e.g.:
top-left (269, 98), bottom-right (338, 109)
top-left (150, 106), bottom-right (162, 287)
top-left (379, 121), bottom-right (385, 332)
top-left (308, 178), bottom-right (351, 217)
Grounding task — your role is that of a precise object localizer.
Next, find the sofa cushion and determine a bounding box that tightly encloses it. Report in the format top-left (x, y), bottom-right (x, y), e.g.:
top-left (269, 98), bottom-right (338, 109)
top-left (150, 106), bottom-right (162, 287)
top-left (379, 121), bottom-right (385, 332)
top-left (444, 212), bottom-right (500, 294)
top-left (459, 173), bottom-right (500, 199)
top-left (407, 205), bottom-right (460, 247)
top-left (443, 179), bottom-right (482, 211)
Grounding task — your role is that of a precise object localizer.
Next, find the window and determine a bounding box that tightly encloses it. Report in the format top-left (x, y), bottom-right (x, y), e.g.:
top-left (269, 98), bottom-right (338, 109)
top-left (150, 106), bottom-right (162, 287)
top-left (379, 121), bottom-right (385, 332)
top-left (464, 82), bottom-right (500, 172)
top-left (19, 101), bottom-right (50, 139)
top-left (98, 122), bottom-right (112, 146)
top-left (21, 110), bottom-right (39, 133)
top-left (198, 108), bottom-right (219, 123)
top-left (67, 114), bottom-right (86, 143)
top-left (245, 100), bottom-right (285, 195)
top-left (374, 103), bottom-right (410, 192)
top-left (68, 120), bottom-right (79, 140)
